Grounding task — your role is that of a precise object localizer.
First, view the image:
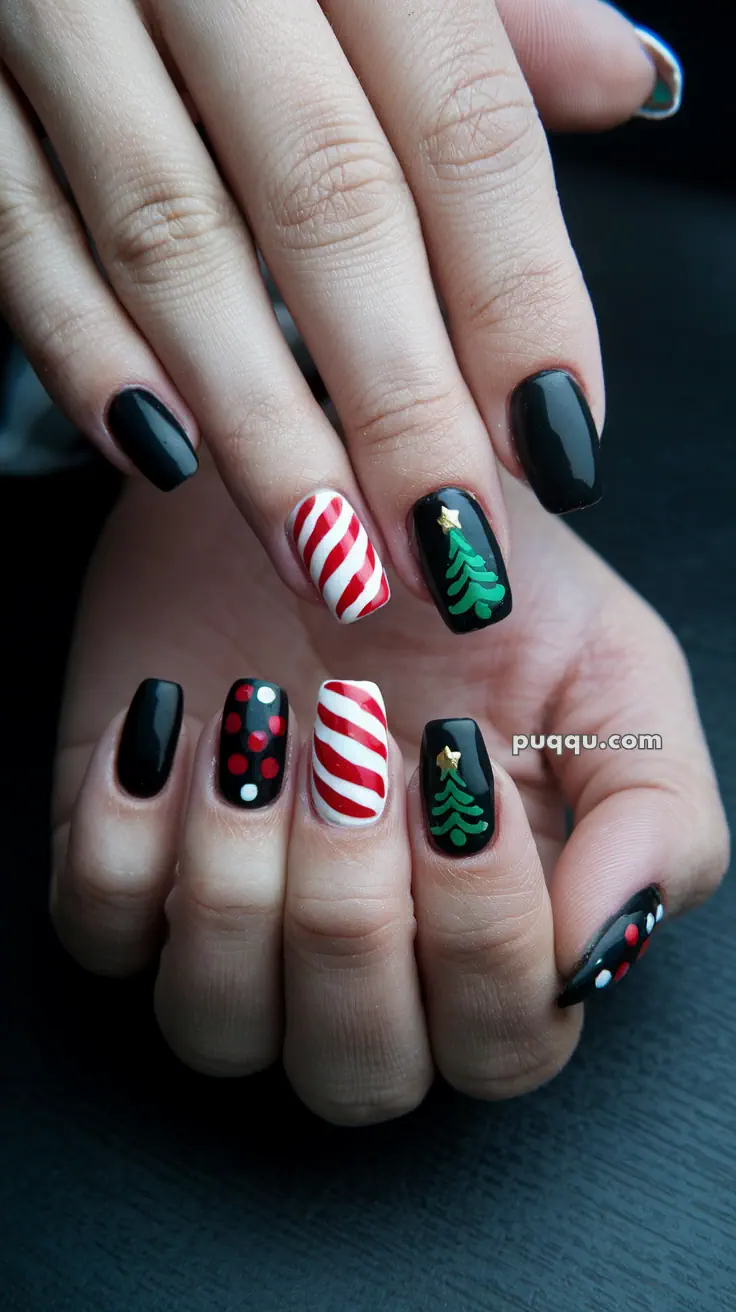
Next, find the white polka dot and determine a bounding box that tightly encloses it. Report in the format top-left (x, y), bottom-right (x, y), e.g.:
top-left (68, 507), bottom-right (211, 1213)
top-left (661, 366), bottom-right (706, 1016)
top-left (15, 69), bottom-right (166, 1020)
top-left (240, 783), bottom-right (258, 802)
top-left (594, 969), bottom-right (612, 989)
top-left (257, 686), bottom-right (276, 704)
top-left (655, 903), bottom-right (664, 922)
top-left (646, 913), bottom-right (655, 935)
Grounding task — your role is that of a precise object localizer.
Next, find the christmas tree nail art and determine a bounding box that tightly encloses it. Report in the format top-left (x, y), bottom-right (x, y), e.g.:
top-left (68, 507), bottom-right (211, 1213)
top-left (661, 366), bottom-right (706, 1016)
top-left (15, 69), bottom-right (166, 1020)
top-left (412, 488), bottom-right (512, 634)
top-left (421, 718), bottom-right (495, 857)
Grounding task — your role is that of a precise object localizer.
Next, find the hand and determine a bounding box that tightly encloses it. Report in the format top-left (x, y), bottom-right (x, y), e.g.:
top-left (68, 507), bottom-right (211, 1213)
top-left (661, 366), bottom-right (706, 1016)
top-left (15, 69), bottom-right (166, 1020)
top-left (50, 459), bottom-right (728, 1123)
top-left (0, 0), bottom-right (679, 632)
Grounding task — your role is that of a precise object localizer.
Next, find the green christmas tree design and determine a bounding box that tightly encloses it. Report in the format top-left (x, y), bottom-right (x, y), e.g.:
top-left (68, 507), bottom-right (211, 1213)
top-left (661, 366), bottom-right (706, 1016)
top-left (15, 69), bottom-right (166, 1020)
top-left (445, 525), bottom-right (506, 622)
top-left (430, 748), bottom-right (489, 849)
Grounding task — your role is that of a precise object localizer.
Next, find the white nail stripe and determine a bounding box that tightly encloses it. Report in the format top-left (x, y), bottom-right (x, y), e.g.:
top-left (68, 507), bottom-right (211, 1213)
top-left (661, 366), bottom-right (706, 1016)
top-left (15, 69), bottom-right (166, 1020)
top-left (340, 550), bottom-right (384, 624)
top-left (294, 489), bottom-right (331, 553)
top-left (312, 753), bottom-right (383, 812)
top-left (319, 684), bottom-right (387, 739)
top-left (304, 497), bottom-right (353, 585)
top-left (314, 720), bottom-right (388, 776)
top-left (310, 775), bottom-right (375, 828)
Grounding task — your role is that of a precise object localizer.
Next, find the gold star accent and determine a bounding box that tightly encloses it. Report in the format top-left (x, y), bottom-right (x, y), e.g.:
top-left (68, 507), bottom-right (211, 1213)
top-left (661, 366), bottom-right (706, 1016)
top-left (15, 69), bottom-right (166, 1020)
top-left (436, 745), bottom-right (461, 772)
top-left (437, 505), bottom-right (461, 534)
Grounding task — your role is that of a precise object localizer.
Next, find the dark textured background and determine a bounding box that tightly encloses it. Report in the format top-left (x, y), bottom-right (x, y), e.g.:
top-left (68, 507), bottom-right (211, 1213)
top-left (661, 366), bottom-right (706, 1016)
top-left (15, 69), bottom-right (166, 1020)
top-left (1, 3), bottom-right (735, 1309)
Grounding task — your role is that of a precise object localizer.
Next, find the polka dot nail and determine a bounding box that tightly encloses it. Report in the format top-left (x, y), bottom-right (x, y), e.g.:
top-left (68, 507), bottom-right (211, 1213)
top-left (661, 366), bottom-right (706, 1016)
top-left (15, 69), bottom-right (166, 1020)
top-left (557, 885), bottom-right (665, 1009)
top-left (218, 679), bottom-right (289, 809)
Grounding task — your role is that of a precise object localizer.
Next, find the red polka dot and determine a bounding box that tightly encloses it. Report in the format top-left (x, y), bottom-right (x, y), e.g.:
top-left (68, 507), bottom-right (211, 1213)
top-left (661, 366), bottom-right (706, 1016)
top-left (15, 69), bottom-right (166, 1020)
top-left (624, 923), bottom-right (639, 946)
top-left (268, 715), bottom-right (287, 736)
top-left (248, 730), bottom-right (268, 752)
top-left (224, 712), bottom-right (242, 734)
top-left (638, 937), bottom-right (651, 958)
top-left (228, 753), bottom-right (248, 775)
top-left (234, 684), bottom-right (253, 702)
top-left (261, 757), bottom-right (279, 779)
top-left (614, 962), bottom-right (630, 982)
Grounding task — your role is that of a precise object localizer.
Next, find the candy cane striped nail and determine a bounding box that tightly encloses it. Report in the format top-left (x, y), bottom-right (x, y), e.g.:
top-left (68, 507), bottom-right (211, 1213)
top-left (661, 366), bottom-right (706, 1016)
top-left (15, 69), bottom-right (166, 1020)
top-left (311, 680), bottom-right (389, 827)
top-left (287, 490), bottom-right (390, 624)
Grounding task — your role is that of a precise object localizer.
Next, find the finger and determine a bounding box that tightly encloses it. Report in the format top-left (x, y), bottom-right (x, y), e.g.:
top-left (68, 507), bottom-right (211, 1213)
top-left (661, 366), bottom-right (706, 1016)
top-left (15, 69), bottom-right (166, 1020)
top-left (1, 2), bottom-right (388, 620)
top-left (495, 0), bottom-right (672, 131)
top-left (50, 679), bottom-right (187, 975)
top-left (545, 595), bottom-right (730, 1007)
top-left (325, 0), bottom-right (604, 516)
top-left (410, 718), bottom-right (579, 1099)
top-left (283, 680), bottom-right (433, 1125)
top-left (0, 67), bottom-right (199, 488)
top-left (160, 0), bottom-right (515, 621)
top-left (154, 679), bottom-right (293, 1076)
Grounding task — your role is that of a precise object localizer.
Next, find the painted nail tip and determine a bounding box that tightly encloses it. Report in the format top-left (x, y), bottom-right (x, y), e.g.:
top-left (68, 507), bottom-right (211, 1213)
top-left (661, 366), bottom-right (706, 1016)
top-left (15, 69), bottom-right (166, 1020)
top-left (510, 371), bottom-right (601, 516)
top-left (411, 486), bottom-right (512, 634)
top-left (634, 27), bottom-right (683, 120)
top-left (288, 488), bottom-right (390, 624)
top-left (218, 678), bottom-right (289, 809)
top-left (116, 677), bottom-right (184, 799)
top-left (420, 717), bottom-right (495, 857)
top-left (556, 883), bottom-right (665, 1007)
top-left (106, 387), bottom-right (199, 492)
top-left (312, 679), bottom-right (389, 828)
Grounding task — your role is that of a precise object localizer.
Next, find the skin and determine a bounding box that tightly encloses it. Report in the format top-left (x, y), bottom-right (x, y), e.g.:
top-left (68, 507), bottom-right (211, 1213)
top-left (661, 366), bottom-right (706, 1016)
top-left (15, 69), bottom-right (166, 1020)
top-left (50, 459), bottom-right (730, 1124)
top-left (0, 0), bottom-right (659, 609)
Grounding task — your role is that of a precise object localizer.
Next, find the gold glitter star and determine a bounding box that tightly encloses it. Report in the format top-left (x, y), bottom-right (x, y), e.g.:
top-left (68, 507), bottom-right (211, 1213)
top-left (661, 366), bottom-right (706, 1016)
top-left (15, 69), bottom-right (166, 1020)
top-left (436, 745), bottom-right (461, 772)
top-left (437, 505), bottom-right (461, 534)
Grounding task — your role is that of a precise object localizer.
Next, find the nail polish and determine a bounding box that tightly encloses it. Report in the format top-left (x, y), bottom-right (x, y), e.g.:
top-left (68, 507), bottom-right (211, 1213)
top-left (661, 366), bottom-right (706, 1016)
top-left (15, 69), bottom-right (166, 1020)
top-left (421, 718), bottom-right (495, 856)
top-left (412, 487), bottom-right (512, 634)
top-left (106, 388), bottom-right (198, 491)
top-left (635, 28), bottom-right (683, 120)
top-left (311, 680), bottom-right (388, 826)
top-left (509, 370), bottom-right (601, 514)
top-left (116, 678), bottom-right (183, 798)
top-left (218, 679), bottom-right (289, 808)
top-left (557, 884), bottom-right (665, 1008)
top-left (287, 489), bottom-right (390, 623)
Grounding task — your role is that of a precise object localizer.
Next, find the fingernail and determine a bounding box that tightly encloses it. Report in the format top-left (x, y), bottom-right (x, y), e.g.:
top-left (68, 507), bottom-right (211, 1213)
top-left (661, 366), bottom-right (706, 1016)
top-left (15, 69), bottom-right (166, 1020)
top-left (557, 884), bottom-right (665, 1008)
top-left (106, 388), bottom-right (198, 491)
top-left (509, 370), bottom-right (601, 514)
top-left (420, 718), bottom-right (495, 856)
top-left (287, 489), bottom-right (390, 623)
top-left (412, 487), bottom-right (512, 634)
top-left (116, 678), bottom-right (184, 798)
top-left (218, 679), bottom-right (289, 808)
top-left (311, 680), bottom-right (388, 827)
top-left (635, 28), bottom-right (683, 120)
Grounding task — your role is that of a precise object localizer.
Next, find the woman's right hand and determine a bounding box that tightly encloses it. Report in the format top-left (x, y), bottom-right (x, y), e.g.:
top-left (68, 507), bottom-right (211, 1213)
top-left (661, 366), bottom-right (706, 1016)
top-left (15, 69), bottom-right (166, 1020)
top-left (50, 457), bottom-right (727, 1123)
top-left (0, 0), bottom-right (679, 630)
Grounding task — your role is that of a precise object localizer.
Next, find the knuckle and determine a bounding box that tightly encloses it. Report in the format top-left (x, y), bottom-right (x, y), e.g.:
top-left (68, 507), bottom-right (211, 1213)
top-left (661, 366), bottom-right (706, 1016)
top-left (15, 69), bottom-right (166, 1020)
top-left (425, 891), bottom-right (545, 973)
top-left (0, 172), bottom-right (69, 262)
top-left (266, 122), bottom-right (406, 250)
top-left (285, 892), bottom-right (414, 965)
top-left (449, 1037), bottom-right (573, 1102)
top-left (418, 64), bottom-right (540, 185)
top-left (102, 182), bottom-right (237, 283)
top-left (167, 880), bottom-right (279, 940)
top-left (464, 251), bottom-right (583, 341)
top-left (352, 377), bottom-right (464, 461)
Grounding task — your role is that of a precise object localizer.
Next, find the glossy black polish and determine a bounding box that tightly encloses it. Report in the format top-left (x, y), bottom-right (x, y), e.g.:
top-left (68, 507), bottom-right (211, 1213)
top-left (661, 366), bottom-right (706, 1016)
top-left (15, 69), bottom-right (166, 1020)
top-left (116, 679), bottom-right (184, 798)
top-left (412, 487), bottom-right (512, 634)
top-left (557, 884), bottom-right (665, 1008)
top-left (510, 370), bottom-right (601, 514)
top-left (421, 718), bottom-right (495, 857)
top-left (106, 388), bottom-right (198, 491)
top-left (218, 679), bottom-right (289, 809)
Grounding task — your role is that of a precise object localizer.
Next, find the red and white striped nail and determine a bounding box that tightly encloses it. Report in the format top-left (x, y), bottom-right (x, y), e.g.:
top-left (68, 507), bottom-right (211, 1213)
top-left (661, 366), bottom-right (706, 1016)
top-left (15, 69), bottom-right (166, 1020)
top-left (311, 680), bottom-right (389, 827)
top-left (287, 489), bottom-right (390, 624)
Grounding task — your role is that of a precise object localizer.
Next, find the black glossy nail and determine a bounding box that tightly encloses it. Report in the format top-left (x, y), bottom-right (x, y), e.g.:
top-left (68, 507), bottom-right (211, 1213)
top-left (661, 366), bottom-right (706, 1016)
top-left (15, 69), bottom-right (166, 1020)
top-left (421, 718), bottom-right (495, 856)
top-left (218, 679), bottom-right (289, 809)
top-left (412, 487), bottom-right (512, 634)
top-left (116, 678), bottom-right (184, 798)
top-left (106, 388), bottom-right (198, 491)
top-left (557, 884), bottom-right (665, 1008)
top-left (509, 370), bottom-right (601, 514)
